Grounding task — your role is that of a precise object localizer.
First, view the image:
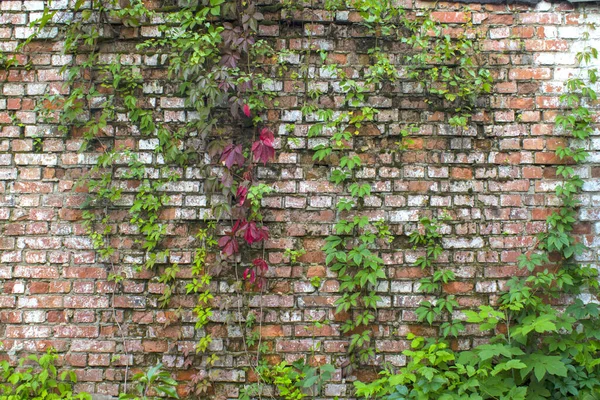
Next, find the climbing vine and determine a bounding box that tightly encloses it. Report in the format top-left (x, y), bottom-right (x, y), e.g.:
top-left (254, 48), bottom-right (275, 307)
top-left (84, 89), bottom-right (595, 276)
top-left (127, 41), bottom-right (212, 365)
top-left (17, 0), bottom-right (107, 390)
top-left (313, 0), bottom-right (491, 374)
top-left (354, 29), bottom-right (600, 400)
top-left (15, 0), bottom-right (597, 399)
top-left (24, 0), bottom-right (492, 395)
top-left (31, 0), bottom-right (282, 396)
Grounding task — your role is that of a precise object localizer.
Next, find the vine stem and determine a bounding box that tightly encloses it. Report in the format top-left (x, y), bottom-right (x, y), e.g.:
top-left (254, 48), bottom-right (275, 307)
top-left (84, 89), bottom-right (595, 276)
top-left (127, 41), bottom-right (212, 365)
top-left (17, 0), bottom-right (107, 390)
top-left (103, 199), bottom-right (129, 393)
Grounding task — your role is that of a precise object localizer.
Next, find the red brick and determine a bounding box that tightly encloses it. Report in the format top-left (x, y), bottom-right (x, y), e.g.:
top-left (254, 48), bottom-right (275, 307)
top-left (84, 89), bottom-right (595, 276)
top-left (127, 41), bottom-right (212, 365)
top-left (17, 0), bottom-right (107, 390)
top-left (142, 340), bottom-right (168, 352)
top-left (431, 12), bottom-right (470, 23)
top-left (64, 296), bottom-right (109, 309)
top-left (451, 167), bottom-right (473, 180)
top-left (18, 296), bottom-right (63, 308)
top-left (71, 340), bottom-right (116, 353)
top-left (63, 267), bottom-right (106, 279)
top-left (6, 326), bottom-right (51, 338)
top-left (520, 13), bottom-right (561, 24)
top-left (534, 152), bottom-right (569, 165)
top-left (0, 311), bottom-right (22, 323)
top-left (54, 326), bottom-right (99, 338)
top-left (257, 325), bottom-right (285, 337)
top-left (13, 265), bottom-right (59, 279)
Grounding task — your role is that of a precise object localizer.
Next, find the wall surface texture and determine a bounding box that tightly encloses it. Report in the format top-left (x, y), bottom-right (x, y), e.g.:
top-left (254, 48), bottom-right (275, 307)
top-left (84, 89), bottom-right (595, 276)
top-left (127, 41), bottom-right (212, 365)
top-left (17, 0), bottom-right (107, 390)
top-left (1, 0), bottom-right (600, 398)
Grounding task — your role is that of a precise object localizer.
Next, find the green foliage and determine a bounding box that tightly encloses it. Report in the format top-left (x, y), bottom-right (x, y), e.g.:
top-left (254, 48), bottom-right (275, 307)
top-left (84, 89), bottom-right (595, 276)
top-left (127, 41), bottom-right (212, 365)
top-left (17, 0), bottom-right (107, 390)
top-left (32, 136), bottom-right (43, 153)
top-left (284, 248), bottom-right (307, 264)
top-left (247, 184), bottom-right (273, 221)
top-left (0, 348), bottom-right (91, 400)
top-left (323, 216), bottom-right (391, 365)
top-left (119, 364), bottom-right (178, 400)
top-left (354, 30), bottom-right (600, 400)
top-left (264, 359), bottom-right (335, 400)
top-left (348, 0), bottom-right (492, 126)
top-left (25, 0), bottom-right (585, 398)
top-left (407, 218), bottom-right (463, 337)
top-left (312, 0), bottom-right (491, 370)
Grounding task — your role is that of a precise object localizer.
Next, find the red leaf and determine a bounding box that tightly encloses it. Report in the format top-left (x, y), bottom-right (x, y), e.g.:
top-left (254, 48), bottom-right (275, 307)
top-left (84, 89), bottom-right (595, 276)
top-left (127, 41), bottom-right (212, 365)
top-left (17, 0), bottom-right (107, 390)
top-left (243, 267), bottom-right (255, 283)
top-left (251, 130), bottom-right (275, 166)
top-left (232, 219), bottom-right (246, 234)
top-left (259, 128), bottom-right (274, 146)
top-left (218, 234), bottom-right (239, 256)
top-left (257, 276), bottom-right (267, 290)
top-left (243, 221), bottom-right (268, 244)
top-left (220, 50), bottom-right (241, 68)
top-left (243, 104), bottom-right (251, 118)
top-left (220, 144), bottom-right (245, 169)
top-left (236, 185), bottom-right (248, 206)
top-left (251, 141), bottom-right (274, 166)
top-left (243, 268), bottom-right (256, 284)
top-left (243, 170), bottom-right (253, 181)
top-left (253, 258), bottom-right (269, 272)
top-left (259, 225), bottom-right (269, 241)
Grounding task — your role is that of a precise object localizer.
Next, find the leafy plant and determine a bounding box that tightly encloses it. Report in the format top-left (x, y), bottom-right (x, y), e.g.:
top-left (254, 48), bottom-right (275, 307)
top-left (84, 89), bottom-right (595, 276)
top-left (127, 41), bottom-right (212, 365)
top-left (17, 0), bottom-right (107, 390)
top-left (265, 359), bottom-right (335, 400)
top-left (119, 364), bottom-right (178, 400)
top-left (32, 136), bottom-right (43, 153)
top-left (354, 34), bottom-right (600, 400)
top-left (0, 348), bottom-right (91, 400)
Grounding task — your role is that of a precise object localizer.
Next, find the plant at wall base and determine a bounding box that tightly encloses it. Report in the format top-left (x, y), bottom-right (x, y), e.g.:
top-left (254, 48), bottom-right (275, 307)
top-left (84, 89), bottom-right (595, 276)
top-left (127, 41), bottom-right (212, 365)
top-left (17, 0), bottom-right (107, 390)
top-left (354, 43), bottom-right (600, 400)
top-left (264, 359), bottom-right (336, 400)
top-left (119, 364), bottom-right (179, 400)
top-left (0, 348), bottom-right (91, 400)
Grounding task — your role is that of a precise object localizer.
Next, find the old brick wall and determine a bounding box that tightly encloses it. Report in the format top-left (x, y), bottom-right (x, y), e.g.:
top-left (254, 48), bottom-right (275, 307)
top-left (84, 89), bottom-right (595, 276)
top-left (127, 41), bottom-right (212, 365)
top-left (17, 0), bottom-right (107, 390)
top-left (1, 0), bottom-right (600, 398)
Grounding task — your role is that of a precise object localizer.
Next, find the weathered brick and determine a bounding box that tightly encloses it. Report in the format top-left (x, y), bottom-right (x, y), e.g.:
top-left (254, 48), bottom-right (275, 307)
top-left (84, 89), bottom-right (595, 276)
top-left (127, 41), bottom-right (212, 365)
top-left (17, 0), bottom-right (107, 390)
top-left (70, 340), bottom-right (116, 353)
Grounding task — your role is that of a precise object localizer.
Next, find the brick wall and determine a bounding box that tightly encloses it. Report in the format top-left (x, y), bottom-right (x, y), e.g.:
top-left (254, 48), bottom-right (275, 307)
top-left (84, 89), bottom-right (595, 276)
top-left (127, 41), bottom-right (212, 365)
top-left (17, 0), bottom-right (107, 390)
top-left (1, 0), bottom-right (600, 398)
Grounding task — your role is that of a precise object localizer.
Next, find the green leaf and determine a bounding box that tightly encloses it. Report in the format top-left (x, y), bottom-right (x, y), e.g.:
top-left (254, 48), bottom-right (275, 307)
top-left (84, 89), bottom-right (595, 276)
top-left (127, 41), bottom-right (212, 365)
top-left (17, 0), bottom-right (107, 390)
top-left (476, 344), bottom-right (524, 361)
top-left (500, 386), bottom-right (527, 400)
top-left (491, 359), bottom-right (527, 376)
top-left (520, 354), bottom-right (567, 381)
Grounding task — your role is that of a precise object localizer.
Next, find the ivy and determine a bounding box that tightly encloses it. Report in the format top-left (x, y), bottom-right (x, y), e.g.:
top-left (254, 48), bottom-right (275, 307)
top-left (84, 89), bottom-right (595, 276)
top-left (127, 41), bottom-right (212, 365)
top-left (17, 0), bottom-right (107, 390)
top-left (17, 0), bottom-right (595, 398)
top-left (353, 26), bottom-right (600, 400)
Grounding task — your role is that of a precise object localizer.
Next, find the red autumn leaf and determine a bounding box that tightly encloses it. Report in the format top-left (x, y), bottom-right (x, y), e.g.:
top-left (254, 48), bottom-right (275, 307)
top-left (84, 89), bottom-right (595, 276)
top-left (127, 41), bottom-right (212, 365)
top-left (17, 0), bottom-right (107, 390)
top-left (220, 49), bottom-right (241, 68)
top-left (253, 258), bottom-right (268, 272)
top-left (243, 221), bottom-right (269, 244)
top-left (256, 276), bottom-right (267, 290)
top-left (251, 128), bottom-right (275, 165)
top-left (232, 219), bottom-right (245, 234)
top-left (243, 259), bottom-right (269, 290)
top-left (218, 234), bottom-right (239, 256)
top-left (251, 140), bottom-right (274, 165)
top-left (243, 104), bottom-right (251, 117)
top-left (243, 267), bottom-right (255, 283)
top-left (259, 225), bottom-right (269, 241)
top-left (220, 144), bottom-right (245, 169)
top-left (236, 185), bottom-right (248, 206)
top-left (259, 127), bottom-right (274, 146)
